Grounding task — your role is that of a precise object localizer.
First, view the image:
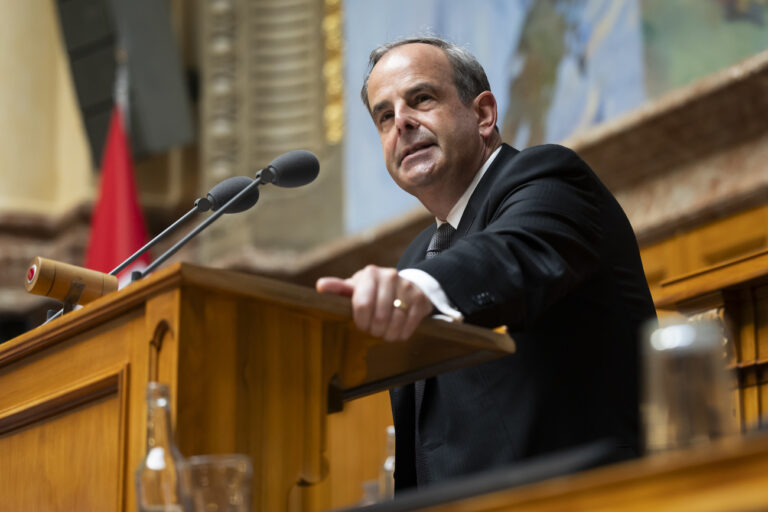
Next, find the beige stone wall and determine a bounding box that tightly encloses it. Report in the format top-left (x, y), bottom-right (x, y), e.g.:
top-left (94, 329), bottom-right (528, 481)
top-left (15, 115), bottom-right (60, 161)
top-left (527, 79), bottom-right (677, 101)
top-left (54, 31), bottom-right (95, 214)
top-left (0, 1), bottom-right (93, 315)
top-left (0, 0), bottom-right (93, 217)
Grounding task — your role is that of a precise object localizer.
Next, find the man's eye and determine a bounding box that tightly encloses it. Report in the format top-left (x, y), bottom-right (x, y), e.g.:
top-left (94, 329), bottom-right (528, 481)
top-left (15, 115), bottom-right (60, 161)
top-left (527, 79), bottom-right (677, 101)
top-left (415, 94), bottom-right (431, 103)
top-left (378, 113), bottom-right (393, 126)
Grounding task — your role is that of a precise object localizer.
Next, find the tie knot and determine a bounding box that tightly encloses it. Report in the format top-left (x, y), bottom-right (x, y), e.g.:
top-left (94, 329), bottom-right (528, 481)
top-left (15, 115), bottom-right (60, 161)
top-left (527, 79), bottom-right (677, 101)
top-left (426, 223), bottom-right (455, 259)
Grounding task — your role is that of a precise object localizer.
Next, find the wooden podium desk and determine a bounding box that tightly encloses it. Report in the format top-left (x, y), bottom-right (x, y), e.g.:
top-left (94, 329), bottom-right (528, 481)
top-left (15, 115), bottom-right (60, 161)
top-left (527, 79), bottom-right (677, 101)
top-left (347, 433), bottom-right (768, 512)
top-left (0, 263), bottom-right (513, 512)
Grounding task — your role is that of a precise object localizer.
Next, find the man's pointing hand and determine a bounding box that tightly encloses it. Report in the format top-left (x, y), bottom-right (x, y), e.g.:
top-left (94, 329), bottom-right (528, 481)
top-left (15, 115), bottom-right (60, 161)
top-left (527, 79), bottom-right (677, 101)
top-left (316, 265), bottom-right (433, 341)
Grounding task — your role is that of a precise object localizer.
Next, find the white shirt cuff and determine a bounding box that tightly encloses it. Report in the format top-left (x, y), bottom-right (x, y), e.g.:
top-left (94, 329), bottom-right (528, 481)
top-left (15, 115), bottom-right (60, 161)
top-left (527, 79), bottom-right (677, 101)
top-left (398, 268), bottom-right (464, 322)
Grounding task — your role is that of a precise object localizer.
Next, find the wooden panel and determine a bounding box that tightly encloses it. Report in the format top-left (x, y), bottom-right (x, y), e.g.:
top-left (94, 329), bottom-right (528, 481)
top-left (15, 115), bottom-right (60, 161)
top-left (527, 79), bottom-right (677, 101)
top-left (174, 287), bottom-right (329, 512)
top-left (0, 311), bottom-right (140, 405)
top-left (684, 205), bottom-right (768, 270)
top-left (755, 285), bottom-right (768, 361)
top-left (655, 249), bottom-right (768, 310)
top-left (306, 391), bottom-right (394, 509)
top-left (756, 285), bottom-right (768, 427)
top-left (171, 283), bottom-right (396, 512)
top-left (731, 385), bottom-right (743, 433)
top-left (640, 236), bottom-right (685, 300)
top-left (0, 369), bottom-right (128, 511)
top-left (740, 370), bottom-right (760, 429)
top-left (257, 303), bottom-right (325, 510)
top-left (640, 205), bottom-right (768, 305)
top-left (0, 306), bottom-right (148, 512)
top-left (735, 289), bottom-right (757, 363)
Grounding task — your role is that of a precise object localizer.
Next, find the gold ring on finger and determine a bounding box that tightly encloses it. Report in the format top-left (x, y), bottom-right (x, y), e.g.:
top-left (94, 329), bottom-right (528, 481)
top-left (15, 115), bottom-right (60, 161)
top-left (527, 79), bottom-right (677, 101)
top-left (393, 298), bottom-right (409, 311)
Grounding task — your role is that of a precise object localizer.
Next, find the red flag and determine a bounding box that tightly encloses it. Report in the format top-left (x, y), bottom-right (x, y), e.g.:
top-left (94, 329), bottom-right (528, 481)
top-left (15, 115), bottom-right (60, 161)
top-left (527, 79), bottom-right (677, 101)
top-left (84, 105), bottom-right (151, 282)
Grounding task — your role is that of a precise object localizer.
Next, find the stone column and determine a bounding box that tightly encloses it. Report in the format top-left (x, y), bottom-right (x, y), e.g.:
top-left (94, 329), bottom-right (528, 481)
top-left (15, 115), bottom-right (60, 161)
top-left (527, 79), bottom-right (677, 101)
top-left (198, 0), bottom-right (344, 270)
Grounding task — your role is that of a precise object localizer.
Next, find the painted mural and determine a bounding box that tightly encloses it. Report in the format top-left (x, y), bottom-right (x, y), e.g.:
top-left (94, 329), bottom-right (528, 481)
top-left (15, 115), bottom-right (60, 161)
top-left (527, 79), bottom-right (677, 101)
top-left (343, 0), bottom-right (768, 234)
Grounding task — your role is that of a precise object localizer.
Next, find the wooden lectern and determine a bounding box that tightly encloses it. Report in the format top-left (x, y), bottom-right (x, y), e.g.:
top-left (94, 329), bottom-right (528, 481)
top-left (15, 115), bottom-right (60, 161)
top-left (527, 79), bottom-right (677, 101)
top-left (0, 263), bottom-right (513, 511)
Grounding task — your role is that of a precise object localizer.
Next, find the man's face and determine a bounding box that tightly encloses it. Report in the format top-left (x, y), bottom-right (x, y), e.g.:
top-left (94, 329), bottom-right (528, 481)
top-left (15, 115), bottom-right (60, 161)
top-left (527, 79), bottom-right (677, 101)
top-left (366, 44), bottom-right (485, 198)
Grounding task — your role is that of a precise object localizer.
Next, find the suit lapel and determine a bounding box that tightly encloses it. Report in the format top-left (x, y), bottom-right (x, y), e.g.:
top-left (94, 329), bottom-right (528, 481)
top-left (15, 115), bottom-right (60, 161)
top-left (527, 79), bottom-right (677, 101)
top-left (456, 143), bottom-right (519, 237)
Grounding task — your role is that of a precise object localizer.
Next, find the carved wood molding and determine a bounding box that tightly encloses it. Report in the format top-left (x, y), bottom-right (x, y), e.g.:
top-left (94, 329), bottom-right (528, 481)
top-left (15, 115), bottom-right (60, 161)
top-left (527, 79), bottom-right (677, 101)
top-left (148, 319), bottom-right (172, 382)
top-left (656, 249), bottom-right (768, 309)
top-left (0, 365), bottom-right (127, 436)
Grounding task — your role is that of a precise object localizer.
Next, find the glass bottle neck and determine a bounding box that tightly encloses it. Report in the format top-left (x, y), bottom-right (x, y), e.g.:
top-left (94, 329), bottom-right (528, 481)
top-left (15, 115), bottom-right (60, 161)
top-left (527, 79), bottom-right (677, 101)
top-left (146, 401), bottom-right (174, 451)
top-left (385, 426), bottom-right (395, 457)
top-left (145, 383), bottom-right (175, 453)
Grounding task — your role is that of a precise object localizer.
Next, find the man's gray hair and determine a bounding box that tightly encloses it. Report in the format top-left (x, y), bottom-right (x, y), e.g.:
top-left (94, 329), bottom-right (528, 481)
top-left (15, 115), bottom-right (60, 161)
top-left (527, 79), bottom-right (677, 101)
top-left (360, 37), bottom-right (492, 113)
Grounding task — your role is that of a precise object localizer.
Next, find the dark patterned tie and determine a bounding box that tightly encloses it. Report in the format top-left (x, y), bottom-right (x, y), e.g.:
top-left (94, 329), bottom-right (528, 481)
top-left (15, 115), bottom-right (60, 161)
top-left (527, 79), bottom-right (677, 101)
top-left (425, 222), bottom-right (455, 259)
top-left (414, 222), bottom-right (455, 485)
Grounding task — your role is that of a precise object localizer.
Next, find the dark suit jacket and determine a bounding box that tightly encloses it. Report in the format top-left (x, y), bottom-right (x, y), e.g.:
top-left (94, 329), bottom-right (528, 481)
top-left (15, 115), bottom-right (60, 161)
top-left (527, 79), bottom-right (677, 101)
top-left (392, 143), bottom-right (656, 490)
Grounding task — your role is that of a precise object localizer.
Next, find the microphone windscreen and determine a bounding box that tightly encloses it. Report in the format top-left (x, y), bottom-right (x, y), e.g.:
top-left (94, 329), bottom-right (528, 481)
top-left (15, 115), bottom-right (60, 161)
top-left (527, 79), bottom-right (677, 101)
top-left (269, 150), bottom-right (319, 188)
top-left (206, 176), bottom-right (259, 213)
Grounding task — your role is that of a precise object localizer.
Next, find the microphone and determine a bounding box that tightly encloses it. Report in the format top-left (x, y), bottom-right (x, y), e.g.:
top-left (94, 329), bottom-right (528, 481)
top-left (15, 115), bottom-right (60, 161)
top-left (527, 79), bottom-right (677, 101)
top-left (26, 257), bottom-right (118, 306)
top-left (138, 150), bottom-right (320, 279)
top-left (256, 150), bottom-right (319, 188)
top-left (195, 176), bottom-right (259, 213)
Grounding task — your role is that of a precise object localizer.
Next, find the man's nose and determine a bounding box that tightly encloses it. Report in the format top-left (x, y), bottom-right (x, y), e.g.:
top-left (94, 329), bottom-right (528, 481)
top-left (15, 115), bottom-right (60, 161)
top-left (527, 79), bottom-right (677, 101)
top-left (395, 106), bottom-right (419, 135)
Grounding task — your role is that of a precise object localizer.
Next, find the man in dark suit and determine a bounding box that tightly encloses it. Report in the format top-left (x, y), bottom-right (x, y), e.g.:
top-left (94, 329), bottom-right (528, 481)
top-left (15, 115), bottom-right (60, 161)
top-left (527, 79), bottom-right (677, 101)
top-left (317, 37), bottom-right (656, 491)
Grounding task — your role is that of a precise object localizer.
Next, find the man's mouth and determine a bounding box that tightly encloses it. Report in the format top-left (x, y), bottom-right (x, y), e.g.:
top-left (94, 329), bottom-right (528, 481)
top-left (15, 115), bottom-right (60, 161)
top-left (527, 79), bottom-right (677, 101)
top-left (400, 142), bottom-right (434, 164)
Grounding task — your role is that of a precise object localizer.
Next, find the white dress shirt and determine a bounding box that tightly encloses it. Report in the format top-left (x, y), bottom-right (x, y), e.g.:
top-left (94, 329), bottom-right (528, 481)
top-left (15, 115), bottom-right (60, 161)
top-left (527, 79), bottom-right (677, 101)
top-left (398, 146), bottom-right (502, 321)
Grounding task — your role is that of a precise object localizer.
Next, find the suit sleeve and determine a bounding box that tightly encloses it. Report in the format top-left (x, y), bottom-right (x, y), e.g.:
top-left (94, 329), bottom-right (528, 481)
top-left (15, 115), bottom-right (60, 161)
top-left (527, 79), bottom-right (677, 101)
top-left (412, 145), bottom-right (604, 329)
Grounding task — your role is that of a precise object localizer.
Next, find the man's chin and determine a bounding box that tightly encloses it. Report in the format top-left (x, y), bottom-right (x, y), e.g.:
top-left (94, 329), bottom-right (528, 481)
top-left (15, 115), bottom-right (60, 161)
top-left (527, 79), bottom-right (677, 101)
top-left (395, 167), bottom-right (439, 192)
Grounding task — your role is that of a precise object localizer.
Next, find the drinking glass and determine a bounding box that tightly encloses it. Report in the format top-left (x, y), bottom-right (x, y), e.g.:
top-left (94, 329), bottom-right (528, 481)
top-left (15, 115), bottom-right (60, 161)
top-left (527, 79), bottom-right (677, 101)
top-left (185, 454), bottom-right (253, 512)
top-left (643, 319), bottom-right (737, 453)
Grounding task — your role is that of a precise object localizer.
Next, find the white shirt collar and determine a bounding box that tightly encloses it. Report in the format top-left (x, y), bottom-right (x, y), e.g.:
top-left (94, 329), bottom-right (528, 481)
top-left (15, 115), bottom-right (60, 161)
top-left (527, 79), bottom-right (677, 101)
top-left (440, 145), bottom-right (503, 228)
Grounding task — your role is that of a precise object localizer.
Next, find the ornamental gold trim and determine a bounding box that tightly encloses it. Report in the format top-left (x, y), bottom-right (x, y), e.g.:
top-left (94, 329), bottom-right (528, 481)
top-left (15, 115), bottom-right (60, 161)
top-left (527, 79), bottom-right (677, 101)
top-left (322, 0), bottom-right (344, 145)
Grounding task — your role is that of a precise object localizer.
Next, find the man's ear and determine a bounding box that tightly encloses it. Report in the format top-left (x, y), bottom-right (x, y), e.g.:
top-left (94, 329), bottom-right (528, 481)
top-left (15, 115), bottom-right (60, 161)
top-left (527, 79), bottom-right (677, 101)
top-left (474, 91), bottom-right (498, 138)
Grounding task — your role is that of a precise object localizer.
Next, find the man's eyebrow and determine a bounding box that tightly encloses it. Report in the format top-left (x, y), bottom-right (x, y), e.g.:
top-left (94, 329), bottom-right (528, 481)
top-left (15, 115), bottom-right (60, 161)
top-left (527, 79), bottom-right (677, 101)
top-left (405, 82), bottom-right (438, 97)
top-left (370, 100), bottom-right (390, 119)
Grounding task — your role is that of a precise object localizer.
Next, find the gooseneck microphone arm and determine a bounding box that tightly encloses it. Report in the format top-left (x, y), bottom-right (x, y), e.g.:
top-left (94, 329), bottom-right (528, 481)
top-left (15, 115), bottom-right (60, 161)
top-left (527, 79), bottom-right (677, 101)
top-left (108, 175), bottom-right (259, 277)
top-left (109, 203), bottom-right (201, 276)
top-left (137, 178), bottom-right (262, 278)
